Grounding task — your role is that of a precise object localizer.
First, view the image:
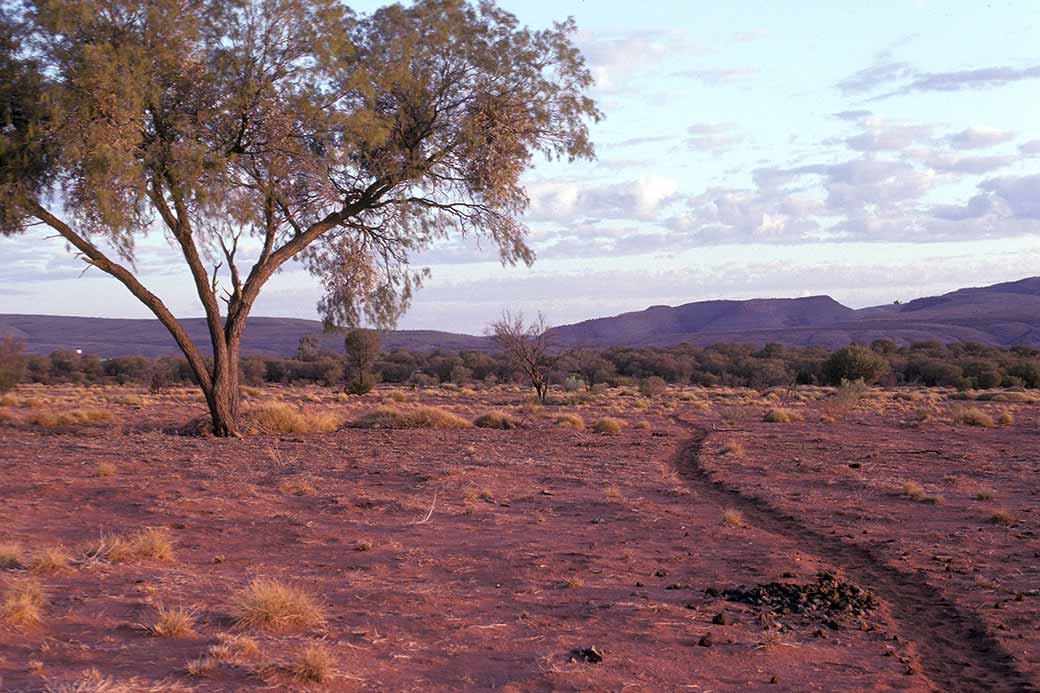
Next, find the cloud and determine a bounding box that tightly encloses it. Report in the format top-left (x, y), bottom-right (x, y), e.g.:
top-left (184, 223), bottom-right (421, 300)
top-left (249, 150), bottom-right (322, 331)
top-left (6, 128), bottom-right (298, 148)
top-left (837, 61), bottom-right (916, 95)
top-left (844, 117), bottom-right (932, 151)
top-left (896, 64), bottom-right (1040, 95)
top-left (674, 67), bottom-right (758, 85)
top-left (833, 109), bottom-right (873, 121)
top-left (980, 174), bottom-right (1040, 219)
top-left (946, 127), bottom-right (1015, 149)
top-left (526, 176), bottom-right (679, 223)
top-left (685, 122), bottom-right (745, 153)
top-left (914, 151), bottom-right (1015, 175)
top-left (578, 30), bottom-right (703, 92)
top-left (1019, 140), bottom-right (1040, 156)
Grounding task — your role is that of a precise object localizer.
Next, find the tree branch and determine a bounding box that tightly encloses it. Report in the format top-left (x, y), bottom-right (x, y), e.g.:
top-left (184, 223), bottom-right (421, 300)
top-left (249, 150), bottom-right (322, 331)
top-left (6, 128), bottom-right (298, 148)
top-left (26, 201), bottom-right (213, 392)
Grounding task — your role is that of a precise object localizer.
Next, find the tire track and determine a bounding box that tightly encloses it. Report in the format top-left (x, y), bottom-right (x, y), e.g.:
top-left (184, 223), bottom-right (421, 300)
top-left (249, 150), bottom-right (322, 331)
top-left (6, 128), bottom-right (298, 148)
top-left (675, 424), bottom-right (1036, 693)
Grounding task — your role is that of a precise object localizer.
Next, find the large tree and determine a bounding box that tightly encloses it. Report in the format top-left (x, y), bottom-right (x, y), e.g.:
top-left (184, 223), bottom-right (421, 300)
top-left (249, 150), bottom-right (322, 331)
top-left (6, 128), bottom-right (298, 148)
top-left (0, 0), bottom-right (599, 435)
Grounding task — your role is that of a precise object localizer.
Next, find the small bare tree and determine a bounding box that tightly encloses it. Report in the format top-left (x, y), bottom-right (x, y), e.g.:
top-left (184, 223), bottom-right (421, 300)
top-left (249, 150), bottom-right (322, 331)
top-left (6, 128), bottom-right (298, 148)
top-left (488, 311), bottom-right (563, 403)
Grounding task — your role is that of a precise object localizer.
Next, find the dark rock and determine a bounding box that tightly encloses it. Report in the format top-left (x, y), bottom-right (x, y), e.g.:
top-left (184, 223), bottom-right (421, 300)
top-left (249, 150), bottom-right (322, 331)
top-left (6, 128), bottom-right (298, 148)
top-left (711, 612), bottom-right (730, 625)
top-left (569, 646), bottom-right (604, 664)
top-left (698, 634), bottom-right (713, 647)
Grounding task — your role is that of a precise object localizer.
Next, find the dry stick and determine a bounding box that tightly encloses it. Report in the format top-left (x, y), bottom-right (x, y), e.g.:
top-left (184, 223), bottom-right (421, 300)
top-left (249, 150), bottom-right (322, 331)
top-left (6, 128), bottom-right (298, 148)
top-left (412, 490), bottom-right (438, 525)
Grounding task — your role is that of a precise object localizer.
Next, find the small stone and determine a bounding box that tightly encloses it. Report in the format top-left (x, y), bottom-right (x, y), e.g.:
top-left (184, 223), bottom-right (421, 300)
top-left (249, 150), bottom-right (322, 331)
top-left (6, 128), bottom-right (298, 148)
top-left (711, 612), bottom-right (730, 625)
top-left (769, 675), bottom-right (778, 684)
top-left (698, 634), bottom-right (713, 647)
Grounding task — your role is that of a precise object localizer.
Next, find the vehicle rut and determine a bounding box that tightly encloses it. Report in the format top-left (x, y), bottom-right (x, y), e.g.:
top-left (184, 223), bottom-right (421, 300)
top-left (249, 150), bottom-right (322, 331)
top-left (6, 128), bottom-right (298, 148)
top-left (674, 424), bottom-right (1037, 693)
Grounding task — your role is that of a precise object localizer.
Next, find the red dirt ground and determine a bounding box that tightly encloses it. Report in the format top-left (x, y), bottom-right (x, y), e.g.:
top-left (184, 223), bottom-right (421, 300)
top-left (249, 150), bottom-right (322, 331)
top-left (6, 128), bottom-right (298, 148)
top-left (0, 383), bottom-right (1037, 691)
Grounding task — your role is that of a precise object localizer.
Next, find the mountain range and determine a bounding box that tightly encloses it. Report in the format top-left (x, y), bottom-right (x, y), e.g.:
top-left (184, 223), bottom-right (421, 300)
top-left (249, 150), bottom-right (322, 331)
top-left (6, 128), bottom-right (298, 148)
top-left (3, 276), bottom-right (1040, 357)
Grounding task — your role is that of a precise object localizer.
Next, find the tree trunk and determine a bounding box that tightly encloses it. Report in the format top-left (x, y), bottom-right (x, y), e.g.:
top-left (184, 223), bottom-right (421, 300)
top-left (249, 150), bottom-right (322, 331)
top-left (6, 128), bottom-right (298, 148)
top-left (205, 334), bottom-right (242, 437)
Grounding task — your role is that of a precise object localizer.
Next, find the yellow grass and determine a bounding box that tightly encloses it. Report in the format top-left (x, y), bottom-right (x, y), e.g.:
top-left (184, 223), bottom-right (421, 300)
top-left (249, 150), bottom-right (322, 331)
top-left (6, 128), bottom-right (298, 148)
top-left (0, 543), bottom-right (23, 569)
top-left (763, 407), bottom-right (800, 423)
top-left (150, 606), bottom-right (197, 638)
top-left (351, 405), bottom-right (470, 430)
top-left (90, 528), bottom-right (175, 563)
top-left (952, 406), bottom-right (994, 427)
top-left (721, 508), bottom-right (745, 527)
top-left (554, 413), bottom-right (585, 430)
top-left (592, 417), bottom-right (625, 434)
top-left (1, 576), bottom-right (46, 626)
top-left (29, 546), bottom-right (71, 574)
top-left (291, 643), bottom-right (336, 683)
top-left (244, 403), bottom-right (341, 434)
top-left (473, 411), bottom-right (518, 429)
top-left (232, 578), bottom-right (326, 631)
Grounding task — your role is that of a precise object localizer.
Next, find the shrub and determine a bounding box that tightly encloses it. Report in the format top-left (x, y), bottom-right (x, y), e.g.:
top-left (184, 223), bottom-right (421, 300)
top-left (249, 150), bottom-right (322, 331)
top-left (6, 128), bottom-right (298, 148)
top-left (592, 417), bottom-right (624, 434)
top-left (721, 508), bottom-right (745, 527)
top-left (763, 407), bottom-right (800, 423)
top-left (554, 413), bottom-right (585, 430)
top-left (822, 344), bottom-right (889, 385)
top-left (952, 406), bottom-right (994, 428)
top-left (351, 405), bottom-right (470, 430)
top-left (244, 403), bottom-right (341, 434)
top-left (233, 578), bottom-right (326, 631)
top-left (473, 411), bottom-right (518, 429)
top-left (638, 376), bottom-right (667, 397)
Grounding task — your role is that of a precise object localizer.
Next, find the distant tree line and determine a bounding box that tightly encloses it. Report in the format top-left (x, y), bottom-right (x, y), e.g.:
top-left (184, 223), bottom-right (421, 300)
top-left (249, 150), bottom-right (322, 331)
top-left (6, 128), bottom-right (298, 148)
top-left (3, 335), bottom-right (1040, 395)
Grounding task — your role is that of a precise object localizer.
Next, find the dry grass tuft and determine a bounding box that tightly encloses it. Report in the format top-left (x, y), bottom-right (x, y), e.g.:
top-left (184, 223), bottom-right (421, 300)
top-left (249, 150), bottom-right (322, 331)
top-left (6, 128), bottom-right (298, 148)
top-left (0, 543), bottom-right (23, 569)
top-left (146, 606), bottom-right (196, 639)
top-left (721, 508), bottom-right (746, 527)
top-left (29, 546), bottom-right (71, 574)
top-left (233, 578), bottom-right (326, 631)
top-left (952, 406), bottom-right (995, 428)
top-left (209, 633), bottom-right (262, 662)
top-left (25, 407), bottom-right (113, 427)
top-left (90, 528), bottom-right (175, 564)
top-left (244, 403), bottom-right (340, 434)
top-left (592, 417), bottom-right (625, 435)
top-left (900, 481), bottom-right (942, 504)
top-left (763, 407), bottom-right (800, 423)
top-left (291, 643), bottom-right (336, 683)
top-left (1, 576), bottom-right (46, 626)
top-left (720, 440), bottom-right (745, 456)
top-left (279, 476), bottom-right (317, 496)
top-left (185, 656), bottom-right (220, 678)
top-left (554, 413), bottom-right (585, 430)
top-left (997, 410), bottom-right (1014, 426)
top-left (990, 509), bottom-right (1016, 526)
top-left (633, 420), bottom-right (651, 430)
top-left (473, 411), bottom-right (518, 429)
top-left (96, 461), bottom-right (117, 478)
top-left (351, 405), bottom-right (470, 430)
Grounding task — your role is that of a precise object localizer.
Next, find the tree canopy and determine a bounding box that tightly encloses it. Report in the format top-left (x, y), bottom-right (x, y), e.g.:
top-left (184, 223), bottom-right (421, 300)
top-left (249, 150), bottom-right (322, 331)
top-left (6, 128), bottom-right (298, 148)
top-left (0, 0), bottom-right (600, 434)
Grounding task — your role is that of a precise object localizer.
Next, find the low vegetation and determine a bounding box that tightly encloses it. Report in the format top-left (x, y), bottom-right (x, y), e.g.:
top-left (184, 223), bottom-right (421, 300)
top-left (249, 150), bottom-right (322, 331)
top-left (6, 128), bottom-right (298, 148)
top-left (244, 403), bottom-right (341, 434)
top-left (473, 411), bottom-right (519, 429)
top-left (86, 528), bottom-right (175, 564)
top-left (952, 406), bottom-right (995, 428)
top-left (592, 417), bottom-right (625, 434)
top-left (554, 413), bottom-right (585, 430)
top-left (292, 643), bottom-right (336, 683)
top-left (1, 577), bottom-right (46, 627)
top-left (763, 407), bottom-right (800, 423)
top-left (149, 606), bottom-right (197, 638)
top-left (233, 578), bottom-right (326, 631)
top-left (352, 405), bottom-right (470, 430)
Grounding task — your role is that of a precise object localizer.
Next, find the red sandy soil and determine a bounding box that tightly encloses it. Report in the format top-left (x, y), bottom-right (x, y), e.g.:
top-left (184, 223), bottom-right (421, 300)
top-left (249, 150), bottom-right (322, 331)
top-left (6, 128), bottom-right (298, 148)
top-left (0, 383), bottom-right (1036, 691)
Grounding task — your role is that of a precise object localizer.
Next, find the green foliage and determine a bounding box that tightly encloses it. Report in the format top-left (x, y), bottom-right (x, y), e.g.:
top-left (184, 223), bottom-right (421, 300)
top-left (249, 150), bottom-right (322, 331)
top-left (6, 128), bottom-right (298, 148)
top-left (822, 344), bottom-right (889, 385)
top-left (2, 0), bottom-right (600, 328)
top-left (0, 337), bottom-right (26, 393)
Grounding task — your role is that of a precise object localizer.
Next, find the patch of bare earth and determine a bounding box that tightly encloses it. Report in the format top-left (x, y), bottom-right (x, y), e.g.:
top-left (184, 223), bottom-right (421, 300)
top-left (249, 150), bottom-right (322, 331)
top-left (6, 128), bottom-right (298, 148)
top-left (0, 384), bottom-right (1033, 690)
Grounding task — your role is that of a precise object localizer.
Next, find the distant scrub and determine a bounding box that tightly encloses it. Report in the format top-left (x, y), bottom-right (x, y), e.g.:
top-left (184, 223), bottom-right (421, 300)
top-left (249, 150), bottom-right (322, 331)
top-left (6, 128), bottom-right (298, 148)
top-left (6, 336), bottom-right (1040, 394)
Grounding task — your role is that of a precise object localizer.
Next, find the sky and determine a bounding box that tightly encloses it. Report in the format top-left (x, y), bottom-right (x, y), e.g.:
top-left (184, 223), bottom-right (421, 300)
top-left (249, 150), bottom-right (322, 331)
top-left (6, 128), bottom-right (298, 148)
top-left (3, 0), bottom-right (1040, 333)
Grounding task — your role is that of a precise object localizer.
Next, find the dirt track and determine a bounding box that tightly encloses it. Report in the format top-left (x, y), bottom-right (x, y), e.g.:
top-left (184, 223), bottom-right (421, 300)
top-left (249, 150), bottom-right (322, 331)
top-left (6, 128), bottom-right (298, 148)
top-left (675, 421), bottom-right (1037, 692)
